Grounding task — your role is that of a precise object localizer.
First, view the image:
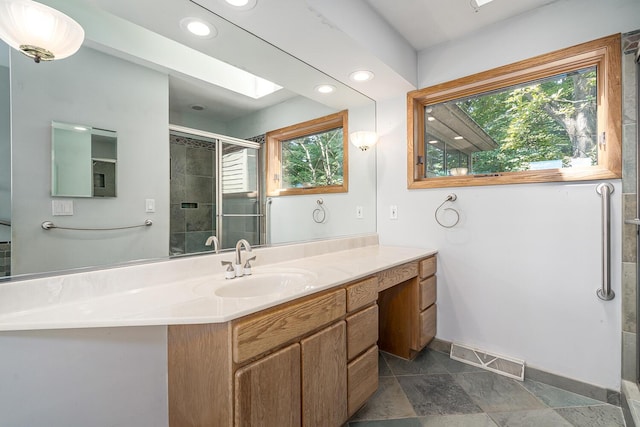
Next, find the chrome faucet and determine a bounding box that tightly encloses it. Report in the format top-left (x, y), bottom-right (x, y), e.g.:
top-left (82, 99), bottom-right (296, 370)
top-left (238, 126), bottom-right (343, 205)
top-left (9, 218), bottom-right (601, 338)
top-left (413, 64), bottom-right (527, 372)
top-left (235, 239), bottom-right (252, 266)
top-left (205, 235), bottom-right (219, 253)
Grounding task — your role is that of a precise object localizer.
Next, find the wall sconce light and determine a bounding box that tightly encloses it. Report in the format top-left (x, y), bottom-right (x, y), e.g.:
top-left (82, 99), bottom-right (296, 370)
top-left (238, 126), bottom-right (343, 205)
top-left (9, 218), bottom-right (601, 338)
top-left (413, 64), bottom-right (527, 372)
top-left (0, 0), bottom-right (84, 63)
top-left (350, 131), bottom-right (378, 151)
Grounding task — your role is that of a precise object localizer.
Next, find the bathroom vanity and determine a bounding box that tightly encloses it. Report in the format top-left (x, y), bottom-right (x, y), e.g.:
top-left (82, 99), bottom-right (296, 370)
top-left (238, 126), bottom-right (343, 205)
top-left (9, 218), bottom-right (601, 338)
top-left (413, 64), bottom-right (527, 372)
top-left (0, 236), bottom-right (436, 427)
top-left (168, 254), bottom-right (437, 426)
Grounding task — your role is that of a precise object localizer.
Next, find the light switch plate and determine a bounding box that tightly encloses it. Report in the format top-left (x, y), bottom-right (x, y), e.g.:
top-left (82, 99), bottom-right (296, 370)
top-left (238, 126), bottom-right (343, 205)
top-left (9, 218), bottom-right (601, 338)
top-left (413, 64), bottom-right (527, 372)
top-left (145, 199), bottom-right (156, 213)
top-left (356, 206), bottom-right (363, 219)
top-left (52, 200), bottom-right (74, 216)
top-left (390, 205), bottom-right (398, 220)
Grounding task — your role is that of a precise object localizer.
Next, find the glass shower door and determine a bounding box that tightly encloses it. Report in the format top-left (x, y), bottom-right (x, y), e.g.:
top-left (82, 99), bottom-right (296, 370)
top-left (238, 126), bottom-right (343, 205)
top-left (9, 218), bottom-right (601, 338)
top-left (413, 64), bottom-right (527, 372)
top-left (218, 141), bottom-right (262, 250)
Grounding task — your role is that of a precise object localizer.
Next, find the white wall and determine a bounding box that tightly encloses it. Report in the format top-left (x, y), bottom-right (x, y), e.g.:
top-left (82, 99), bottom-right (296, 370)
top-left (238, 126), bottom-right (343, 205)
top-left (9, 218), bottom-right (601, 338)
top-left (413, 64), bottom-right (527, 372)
top-left (226, 96), bottom-right (337, 140)
top-left (0, 64), bottom-right (9, 242)
top-left (11, 47), bottom-right (170, 275)
top-left (377, 0), bottom-right (640, 390)
top-left (169, 108), bottom-right (229, 135)
top-left (0, 326), bottom-right (168, 427)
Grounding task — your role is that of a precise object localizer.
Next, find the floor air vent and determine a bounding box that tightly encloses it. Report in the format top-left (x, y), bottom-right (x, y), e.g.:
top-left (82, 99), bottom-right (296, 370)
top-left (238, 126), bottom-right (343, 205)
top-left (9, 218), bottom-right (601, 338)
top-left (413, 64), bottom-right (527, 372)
top-left (450, 343), bottom-right (525, 381)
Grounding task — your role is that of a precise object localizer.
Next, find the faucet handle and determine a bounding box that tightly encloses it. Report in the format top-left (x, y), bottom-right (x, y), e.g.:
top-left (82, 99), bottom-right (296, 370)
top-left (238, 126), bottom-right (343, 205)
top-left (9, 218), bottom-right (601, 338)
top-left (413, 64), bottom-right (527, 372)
top-left (243, 256), bottom-right (256, 275)
top-left (221, 260), bottom-right (235, 279)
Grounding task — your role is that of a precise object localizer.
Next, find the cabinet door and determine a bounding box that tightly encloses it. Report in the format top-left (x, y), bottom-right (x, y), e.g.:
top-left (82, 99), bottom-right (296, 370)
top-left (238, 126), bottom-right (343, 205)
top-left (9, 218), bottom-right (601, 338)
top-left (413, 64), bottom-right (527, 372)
top-left (301, 321), bottom-right (347, 427)
top-left (235, 344), bottom-right (301, 427)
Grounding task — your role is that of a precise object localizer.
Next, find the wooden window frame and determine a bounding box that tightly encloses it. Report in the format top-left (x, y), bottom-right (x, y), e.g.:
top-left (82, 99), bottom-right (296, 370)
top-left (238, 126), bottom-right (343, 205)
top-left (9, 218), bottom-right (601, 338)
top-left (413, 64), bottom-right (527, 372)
top-left (266, 110), bottom-right (349, 196)
top-left (407, 34), bottom-right (622, 189)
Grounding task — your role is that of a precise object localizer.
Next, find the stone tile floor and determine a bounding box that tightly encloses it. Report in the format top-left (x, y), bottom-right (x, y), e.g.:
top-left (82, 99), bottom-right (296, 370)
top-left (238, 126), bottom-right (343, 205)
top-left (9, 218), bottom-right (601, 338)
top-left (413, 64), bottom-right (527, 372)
top-left (347, 348), bottom-right (625, 426)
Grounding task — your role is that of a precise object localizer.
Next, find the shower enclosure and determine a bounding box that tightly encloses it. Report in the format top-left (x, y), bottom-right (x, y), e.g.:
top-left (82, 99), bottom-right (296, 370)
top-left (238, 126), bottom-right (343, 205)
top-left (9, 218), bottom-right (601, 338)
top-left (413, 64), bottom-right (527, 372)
top-left (169, 126), bottom-right (263, 255)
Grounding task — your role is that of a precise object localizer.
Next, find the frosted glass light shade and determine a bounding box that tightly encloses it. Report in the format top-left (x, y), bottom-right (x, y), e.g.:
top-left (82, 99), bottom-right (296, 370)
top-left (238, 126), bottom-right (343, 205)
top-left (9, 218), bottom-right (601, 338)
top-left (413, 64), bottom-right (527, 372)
top-left (350, 131), bottom-right (378, 151)
top-left (0, 0), bottom-right (84, 62)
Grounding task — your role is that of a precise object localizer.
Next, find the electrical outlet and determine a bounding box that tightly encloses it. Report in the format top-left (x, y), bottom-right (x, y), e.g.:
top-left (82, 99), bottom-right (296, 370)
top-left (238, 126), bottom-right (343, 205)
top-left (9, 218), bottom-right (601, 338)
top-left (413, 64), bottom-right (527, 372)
top-left (390, 205), bottom-right (398, 220)
top-left (356, 206), bottom-right (363, 219)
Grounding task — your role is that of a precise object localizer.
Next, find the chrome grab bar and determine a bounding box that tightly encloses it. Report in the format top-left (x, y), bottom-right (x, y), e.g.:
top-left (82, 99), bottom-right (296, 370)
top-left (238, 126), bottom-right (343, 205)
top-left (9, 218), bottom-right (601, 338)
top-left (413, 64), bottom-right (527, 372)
top-left (596, 183), bottom-right (615, 301)
top-left (41, 219), bottom-right (153, 231)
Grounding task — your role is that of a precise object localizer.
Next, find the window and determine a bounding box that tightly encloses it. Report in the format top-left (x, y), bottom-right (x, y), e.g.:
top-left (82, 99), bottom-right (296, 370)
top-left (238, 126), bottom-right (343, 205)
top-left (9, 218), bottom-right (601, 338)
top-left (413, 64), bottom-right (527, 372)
top-left (266, 110), bottom-right (348, 196)
top-left (407, 34), bottom-right (621, 189)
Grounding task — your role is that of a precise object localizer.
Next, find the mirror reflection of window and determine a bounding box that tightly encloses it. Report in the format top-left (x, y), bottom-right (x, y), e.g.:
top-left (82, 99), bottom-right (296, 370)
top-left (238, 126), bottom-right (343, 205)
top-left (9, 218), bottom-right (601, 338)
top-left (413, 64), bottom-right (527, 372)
top-left (266, 110), bottom-right (348, 196)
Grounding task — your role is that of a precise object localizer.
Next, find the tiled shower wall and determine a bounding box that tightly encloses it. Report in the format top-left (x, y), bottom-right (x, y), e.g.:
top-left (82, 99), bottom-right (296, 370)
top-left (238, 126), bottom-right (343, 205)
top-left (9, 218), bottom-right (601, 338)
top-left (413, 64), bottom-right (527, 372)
top-left (622, 30), bottom-right (639, 382)
top-left (169, 135), bottom-right (216, 256)
top-left (0, 242), bottom-right (10, 277)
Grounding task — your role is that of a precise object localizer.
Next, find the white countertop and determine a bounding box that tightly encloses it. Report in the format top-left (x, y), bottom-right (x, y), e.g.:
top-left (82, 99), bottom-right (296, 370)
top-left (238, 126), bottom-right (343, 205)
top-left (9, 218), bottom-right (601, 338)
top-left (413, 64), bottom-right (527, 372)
top-left (0, 241), bottom-right (436, 331)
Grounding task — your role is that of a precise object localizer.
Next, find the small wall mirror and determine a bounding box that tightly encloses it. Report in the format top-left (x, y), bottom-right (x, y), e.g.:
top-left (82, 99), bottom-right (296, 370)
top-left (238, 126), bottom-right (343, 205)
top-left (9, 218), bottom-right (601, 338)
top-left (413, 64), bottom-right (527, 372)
top-left (51, 121), bottom-right (117, 197)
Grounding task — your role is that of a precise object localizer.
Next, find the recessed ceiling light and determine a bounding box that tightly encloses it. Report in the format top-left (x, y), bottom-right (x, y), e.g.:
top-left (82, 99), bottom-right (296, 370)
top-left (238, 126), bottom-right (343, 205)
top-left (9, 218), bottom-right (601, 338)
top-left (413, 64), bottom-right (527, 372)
top-left (349, 70), bottom-right (374, 82)
top-left (180, 18), bottom-right (217, 39)
top-left (454, 136), bottom-right (464, 140)
top-left (73, 126), bottom-right (89, 131)
top-left (428, 140), bottom-right (439, 144)
top-left (224, 0), bottom-right (257, 10)
top-left (427, 116), bottom-right (436, 121)
top-left (191, 104), bottom-right (206, 111)
top-left (315, 84), bottom-right (336, 94)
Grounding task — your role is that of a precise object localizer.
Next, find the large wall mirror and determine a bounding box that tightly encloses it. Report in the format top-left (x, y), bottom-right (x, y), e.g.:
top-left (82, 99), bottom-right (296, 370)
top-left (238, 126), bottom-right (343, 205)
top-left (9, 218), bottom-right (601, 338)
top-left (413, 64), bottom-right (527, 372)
top-left (1, 0), bottom-right (376, 278)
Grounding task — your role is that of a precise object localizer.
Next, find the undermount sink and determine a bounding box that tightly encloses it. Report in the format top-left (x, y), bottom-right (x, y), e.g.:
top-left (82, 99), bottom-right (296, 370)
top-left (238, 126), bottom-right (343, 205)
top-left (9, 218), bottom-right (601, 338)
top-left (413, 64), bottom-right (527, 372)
top-left (194, 268), bottom-right (317, 298)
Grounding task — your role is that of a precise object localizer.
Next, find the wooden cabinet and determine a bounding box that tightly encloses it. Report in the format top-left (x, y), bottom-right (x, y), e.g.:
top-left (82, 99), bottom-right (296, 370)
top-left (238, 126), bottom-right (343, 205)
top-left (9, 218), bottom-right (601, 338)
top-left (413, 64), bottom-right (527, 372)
top-left (301, 322), bottom-right (347, 426)
top-left (378, 255), bottom-right (437, 359)
top-left (168, 255), bottom-right (437, 426)
top-left (235, 344), bottom-right (301, 427)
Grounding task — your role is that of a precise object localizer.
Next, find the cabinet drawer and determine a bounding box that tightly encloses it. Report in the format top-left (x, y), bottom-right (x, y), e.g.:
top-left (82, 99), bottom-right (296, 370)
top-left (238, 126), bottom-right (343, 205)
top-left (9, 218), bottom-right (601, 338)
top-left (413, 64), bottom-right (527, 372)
top-left (419, 304), bottom-right (437, 349)
top-left (233, 289), bottom-right (346, 364)
top-left (346, 277), bottom-right (378, 312)
top-left (419, 276), bottom-right (437, 311)
top-left (378, 262), bottom-right (418, 292)
top-left (346, 304), bottom-right (378, 360)
top-left (419, 256), bottom-right (437, 279)
top-left (347, 345), bottom-right (378, 417)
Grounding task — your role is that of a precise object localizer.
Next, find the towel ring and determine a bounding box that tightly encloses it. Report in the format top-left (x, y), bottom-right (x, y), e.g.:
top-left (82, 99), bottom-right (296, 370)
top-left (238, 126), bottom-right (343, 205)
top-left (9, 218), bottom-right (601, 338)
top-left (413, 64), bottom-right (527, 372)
top-left (435, 194), bottom-right (460, 228)
top-left (313, 199), bottom-right (327, 224)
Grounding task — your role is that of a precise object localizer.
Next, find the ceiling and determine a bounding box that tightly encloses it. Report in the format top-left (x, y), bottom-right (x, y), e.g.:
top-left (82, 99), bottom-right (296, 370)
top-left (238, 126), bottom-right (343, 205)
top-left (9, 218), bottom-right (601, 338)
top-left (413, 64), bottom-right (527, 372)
top-left (22, 0), bottom-right (566, 125)
top-left (194, 0), bottom-right (565, 101)
top-left (365, 0), bottom-right (561, 51)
